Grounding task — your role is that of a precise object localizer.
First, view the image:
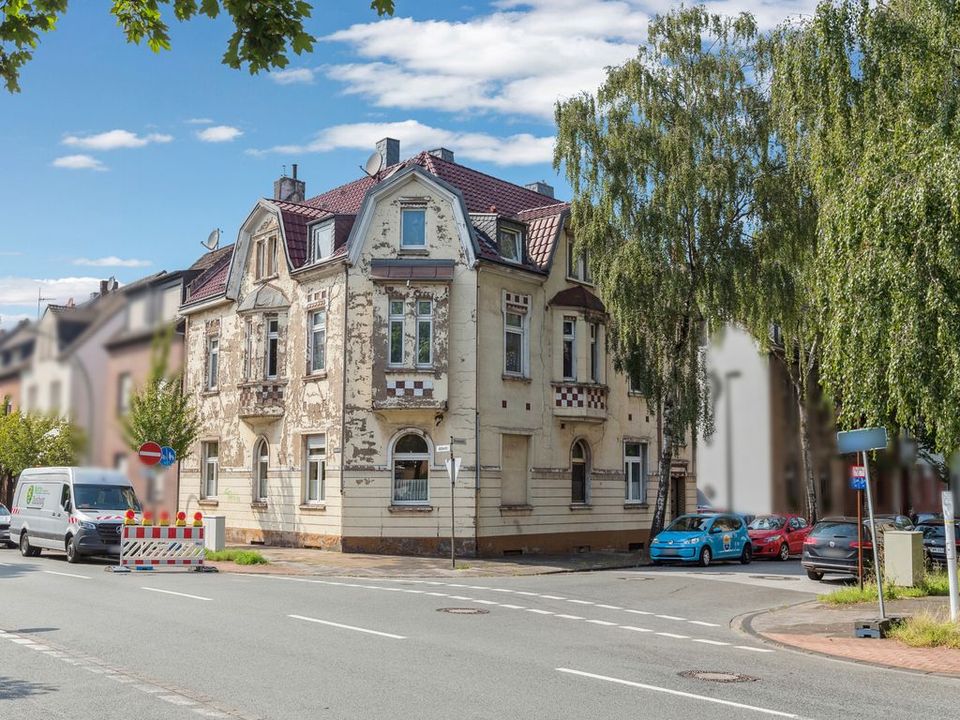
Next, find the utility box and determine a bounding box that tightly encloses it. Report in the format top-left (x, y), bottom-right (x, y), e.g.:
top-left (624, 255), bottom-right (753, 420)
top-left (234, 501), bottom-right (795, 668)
top-left (203, 515), bottom-right (226, 552)
top-left (884, 530), bottom-right (923, 587)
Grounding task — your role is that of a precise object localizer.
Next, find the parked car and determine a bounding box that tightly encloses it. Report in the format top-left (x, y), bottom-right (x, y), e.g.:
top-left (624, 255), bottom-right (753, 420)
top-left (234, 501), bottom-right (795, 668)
top-left (875, 514), bottom-right (914, 530)
top-left (917, 520), bottom-right (960, 567)
top-left (801, 516), bottom-right (896, 581)
top-left (0, 503), bottom-right (11, 546)
top-left (912, 512), bottom-right (942, 526)
top-left (650, 513), bottom-right (752, 567)
top-left (10, 467), bottom-right (142, 563)
top-left (748, 514), bottom-right (811, 561)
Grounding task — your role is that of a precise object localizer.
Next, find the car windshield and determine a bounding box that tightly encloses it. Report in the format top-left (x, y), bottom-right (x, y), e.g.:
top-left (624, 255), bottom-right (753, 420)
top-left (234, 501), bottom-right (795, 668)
top-left (810, 521), bottom-right (860, 539)
top-left (919, 524), bottom-right (946, 539)
top-left (748, 516), bottom-right (784, 530)
top-left (73, 484), bottom-right (141, 511)
top-left (666, 516), bottom-right (710, 533)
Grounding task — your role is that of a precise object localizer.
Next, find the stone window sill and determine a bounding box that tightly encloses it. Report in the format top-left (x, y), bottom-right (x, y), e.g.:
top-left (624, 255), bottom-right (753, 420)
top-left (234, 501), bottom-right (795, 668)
top-left (569, 503), bottom-right (593, 511)
top-left (299, 503), bottom-right (327, 511)
top-left (388, 504), bottom-right (434, 513)
top-left (251, 501), bottom-right (268, 510)
top-left (502, 374), bottom-right (531, 383)
top-left (201, 389), bottom-right (219, 397)
top-left (302, 371), bottom-right (328, 382)
top-left (398, 248), bottom-right (430, 257)
top-left (499, 504), bottom-right (533, 515)
top-left (384, 367), bottom-right (435, 375)
top-left (198, 499), bottom-right (219, 508)
top-left (623, 502), bottom-right (648, 510)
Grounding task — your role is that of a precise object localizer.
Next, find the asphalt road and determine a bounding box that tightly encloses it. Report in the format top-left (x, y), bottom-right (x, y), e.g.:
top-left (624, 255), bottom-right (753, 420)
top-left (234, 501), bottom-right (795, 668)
top-left (1, 548), bottom-right (958, 720)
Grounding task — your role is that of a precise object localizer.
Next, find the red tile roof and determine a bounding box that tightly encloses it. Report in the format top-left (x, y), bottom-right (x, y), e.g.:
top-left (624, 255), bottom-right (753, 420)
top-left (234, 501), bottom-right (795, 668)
top-left (519, 204), bottom-right (569, 271)
top-left (549, 285), bottom-right (606, 313)
top-left (185, 244), bottom-right (234, 305)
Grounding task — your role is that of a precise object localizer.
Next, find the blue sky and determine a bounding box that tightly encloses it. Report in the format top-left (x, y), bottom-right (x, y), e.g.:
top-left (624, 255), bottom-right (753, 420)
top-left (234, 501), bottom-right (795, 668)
top-left (0, 0), bottom-right (814, 328)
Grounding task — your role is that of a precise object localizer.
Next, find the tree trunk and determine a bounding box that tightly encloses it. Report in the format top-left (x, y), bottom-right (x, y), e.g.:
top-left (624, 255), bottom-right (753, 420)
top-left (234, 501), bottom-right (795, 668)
top-left (650, 395), bottom-right (676, 541)
top-left (796, 385), bottom-right (818, 523)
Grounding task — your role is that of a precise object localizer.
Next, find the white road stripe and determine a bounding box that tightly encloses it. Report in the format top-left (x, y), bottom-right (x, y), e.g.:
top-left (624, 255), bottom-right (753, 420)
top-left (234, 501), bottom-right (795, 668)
top-left (656, 632), bottom-right (689, 639)
top-left (596, 604), bottom-right (622, 610)
top-left (10, 638), bottom-right (34, 644)
top-left (556, 669), bottom-right (810, 719)
top-left (621, 626), bottom-right (653, 633)
top-left (566, 599), bottom-right (594, 605)
top-left (288, 614), bottom-right (406, 640)
top-left (43, 570), bottom-right (91, 580)
top-left (623, 609), bottom-right (652, 615)
top-left (736, 645), bottom-right (775, 653)
top-left (141, 587), bottom-right (212, 601)
top-left (515, 591), bottom-right (538, 596)
top-left (473, 599), bottom-right (498, 605)
top-left (688, 620), bottom-right (721, 627)
top-left (586, 620), bottom-right (617, 626)
top-left (158, 695), bottom-right (196, 706)
top-left (525, 609), bottom-right (554, 615)
top-left (555, 614), bottom-right (584, 620)
top-left (540, 595), bottom-right (566, 600)
top-left (655, 614), bottom-right (685, 621)
top-left (500, 604), bottom-right (525, 610)
top-left (693, 639), bottom-right (730, 646)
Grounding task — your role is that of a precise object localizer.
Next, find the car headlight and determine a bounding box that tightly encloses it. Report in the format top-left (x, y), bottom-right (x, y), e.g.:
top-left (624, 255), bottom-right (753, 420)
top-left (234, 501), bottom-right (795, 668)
top-left (767, 535), bottom-right (782, 543)
top-left (79, 521), bottom-right (96, 530)
top-left (680, 537), bottom-right (701, 545)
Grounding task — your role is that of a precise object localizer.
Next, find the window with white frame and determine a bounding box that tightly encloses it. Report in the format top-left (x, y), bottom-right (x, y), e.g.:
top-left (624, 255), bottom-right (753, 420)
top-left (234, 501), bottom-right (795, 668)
top-left (401, 207), bottom-right (426, 248)
top-left (388, 298), bottom-right (404, 366)
top-left (202, 441), bottom-right (219, 498)
top-left (311, 221), bottom-right (334, 262)
top-left (589, 322), bottom-right (600, 382)
top-left (504, 310), bottom-right (526, 376)
top-left (392, 432), bottom-right (430, 504)
top-left (310, 310), bottom-right (326, 373)
top-left (267, 236), bottom-right (278, 276)
top-left (243, 318), bottom-right (253, 380)
top-left (499, 227), bottom-right (522, 262)
top-left (624, 441), bottom-right (647, 503)
top-left (255, 240), bottom-right (265, 280)
top-left (118, 372), bottom-right (133, 415)
top-left (254, 438), bottom-right (269, 501)
top-left (415, 299), bottom-right (433, 367)
top-left (265, 316), bottom-right (279, 379)
top-left (562, 317), bottom-right (577, 380)
top-left (304, 434), bottom-right (326, 503)
top-left (206, 336), bottom-right (219, 390)
top-left (567, 238), bottom-right (591, 282)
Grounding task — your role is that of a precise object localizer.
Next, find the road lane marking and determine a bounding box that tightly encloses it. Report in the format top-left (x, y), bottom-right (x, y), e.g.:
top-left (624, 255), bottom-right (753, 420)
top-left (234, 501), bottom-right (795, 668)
top-left (499, 604), bottom-right (525, 610)
top-left (693, 638), bottom-right (730, 646)
top-left (473, 599), bottom-right (498, 605)
top-left (556, 669), bottom-right (810, 718)
top-left (10, 638), bottom-right (35, 644)
top-left (655, 614), bottom-right (685, 621)
top-left (621, 626), bottom-right (652, 633)
top-left (567, 599), bottom-right (594, 605)
top-left (525, 609), bottom-right (554, 615)
top-left (43, 570), bottom-right (91, 580)
top-left (736, 645), bottom-right (775, 653)
top-left (515, 591), bottom-right (538, 596)
top-left (586, 620), bottom-right (617, 626)
top-left (688, 620), bottom-right (720, 627)
top-left (623, 609), bottom-right (652, 615)
top-left (141, 587), bottom-right (212, 601)
top-left (596, 604), bottom-right (622, 610)
top-left (289, 614), bottom-right (406, 640)
top-left (540, 595), bottom-right (566, 600)
top-left (656, 632), bottom-right (689, 639)
top-left (555, 614), bottom-right (584, 620)
top-left (158, 695), bottom-right (196, 706)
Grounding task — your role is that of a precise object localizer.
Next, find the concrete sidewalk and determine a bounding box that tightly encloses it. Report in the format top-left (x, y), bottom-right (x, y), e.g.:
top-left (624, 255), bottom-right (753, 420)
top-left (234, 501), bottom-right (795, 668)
top-left (207, 545), bottom-right (647, 578)
top-left (746, 596), bottom-right (960, 677)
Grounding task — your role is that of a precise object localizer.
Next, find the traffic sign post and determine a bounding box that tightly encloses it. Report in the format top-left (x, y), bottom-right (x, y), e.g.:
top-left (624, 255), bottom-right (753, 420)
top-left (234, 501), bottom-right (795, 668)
top-left (851, 466), bottom-right (867, 591)
top-left (444, 447), bottom-right (462, 570)
top-left (942, 492), bottom-right (959, 622)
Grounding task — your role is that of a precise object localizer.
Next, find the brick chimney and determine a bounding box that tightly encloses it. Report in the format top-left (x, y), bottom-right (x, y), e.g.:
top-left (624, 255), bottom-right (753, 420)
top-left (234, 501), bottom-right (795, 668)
top-left (427, 147), bottom-right (454, 163)
top-left (273, 163), bottom-right (306, 203)
top-left (525, 181), bottom-right (554, 198)
top-left (376, 137), bottom-right (400, 167)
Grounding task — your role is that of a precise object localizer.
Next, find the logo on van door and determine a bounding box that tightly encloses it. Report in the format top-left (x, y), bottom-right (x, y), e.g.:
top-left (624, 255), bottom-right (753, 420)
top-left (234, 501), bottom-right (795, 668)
top-left (24, 484), bottom-right (49, 509)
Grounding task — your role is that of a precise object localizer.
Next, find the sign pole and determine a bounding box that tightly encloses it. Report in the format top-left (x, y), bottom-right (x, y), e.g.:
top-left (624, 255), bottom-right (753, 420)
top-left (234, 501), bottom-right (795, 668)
top-left (450, 437), bottom-right (456, 570)
top-left (942, 491), bottom-right (958, 622)
top-left (857, 488), bottom-right (864, 592)
top-left (862, 451), bottom-right (885, 620)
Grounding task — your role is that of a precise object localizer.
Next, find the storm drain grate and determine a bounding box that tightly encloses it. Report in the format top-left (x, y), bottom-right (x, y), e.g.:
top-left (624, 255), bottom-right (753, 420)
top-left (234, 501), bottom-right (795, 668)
top-left (437, 607), bottom-right (489, 615)
top-left (679, 671), bottom-right (758, 684)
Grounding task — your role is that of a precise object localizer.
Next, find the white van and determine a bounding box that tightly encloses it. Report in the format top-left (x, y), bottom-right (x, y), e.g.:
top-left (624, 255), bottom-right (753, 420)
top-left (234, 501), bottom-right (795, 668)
top-left (10, 467), bottom-right (141, 563)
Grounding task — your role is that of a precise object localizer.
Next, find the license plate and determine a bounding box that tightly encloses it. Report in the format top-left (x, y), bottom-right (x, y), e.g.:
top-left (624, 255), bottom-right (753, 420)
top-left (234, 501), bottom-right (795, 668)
top-left (931, 548), bottom-right (945, 555)
top-left (659, 548), bottom-right (679, 556)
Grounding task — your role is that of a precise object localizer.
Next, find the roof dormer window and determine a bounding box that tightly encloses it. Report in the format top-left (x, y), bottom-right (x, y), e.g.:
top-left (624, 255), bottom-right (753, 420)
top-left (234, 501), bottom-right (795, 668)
top-left (401, 207), bottom-right (426, 249)
top-left (498, 227), bottom-right (523, 263)
top-left (311, 220), bottom-right (334, 263)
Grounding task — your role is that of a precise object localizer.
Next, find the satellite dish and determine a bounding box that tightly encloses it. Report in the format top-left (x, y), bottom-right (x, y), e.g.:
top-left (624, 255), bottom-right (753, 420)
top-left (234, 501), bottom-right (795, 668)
top-left (363, 151), bottom-right (384, 177)
top-left (202, 229), bottom-right (220, 252)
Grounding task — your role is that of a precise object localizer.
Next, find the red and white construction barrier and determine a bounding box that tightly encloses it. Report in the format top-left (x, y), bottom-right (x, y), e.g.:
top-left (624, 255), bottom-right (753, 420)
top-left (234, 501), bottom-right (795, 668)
top-left (119, 525), bottom-right (205, 570)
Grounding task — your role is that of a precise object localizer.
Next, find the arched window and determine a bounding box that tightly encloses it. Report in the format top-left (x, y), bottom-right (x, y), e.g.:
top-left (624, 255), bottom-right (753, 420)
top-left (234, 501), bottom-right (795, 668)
top-left (392, 432), bottom-right (430, 504)
top-left (571, 440), bottom-right (590, 504)
top-left (254, 438), bottom-right (269, 501)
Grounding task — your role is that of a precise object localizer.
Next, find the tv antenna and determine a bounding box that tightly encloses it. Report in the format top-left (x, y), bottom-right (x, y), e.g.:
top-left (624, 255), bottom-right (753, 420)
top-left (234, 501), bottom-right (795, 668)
top-left (202, 229), bottom-right (221, 252)
top-left (361, 151), bottom-right (383, 178)
top-left (37, 287), bottom-right (53, 319)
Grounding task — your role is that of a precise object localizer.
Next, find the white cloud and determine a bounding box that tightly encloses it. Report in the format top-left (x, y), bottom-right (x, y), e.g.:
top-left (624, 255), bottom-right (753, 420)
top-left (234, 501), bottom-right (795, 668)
top-left (52, 154), bottom-right (107, 171)
top-left (270, 67), bottom-right (316, 85)
top-left (253, 119), bottom-right (553, 165)
top-left (325, 0), bottom-right (816, 120)
top-left (196, 125), bottom-right (244, 143)
top-left (62, 129), bottom-right (174, 151)
top-left (0, 277), bottom-right (105, 307)
top-left (73, 256), bottom-right (152, 268)
top-left (186, 117), bottom-right (214, 125)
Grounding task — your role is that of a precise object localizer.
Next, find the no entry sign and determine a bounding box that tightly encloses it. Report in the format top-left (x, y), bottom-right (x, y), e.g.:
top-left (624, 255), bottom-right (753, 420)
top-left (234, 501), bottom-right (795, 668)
top-left (138, 442), bottom-right (163, 466)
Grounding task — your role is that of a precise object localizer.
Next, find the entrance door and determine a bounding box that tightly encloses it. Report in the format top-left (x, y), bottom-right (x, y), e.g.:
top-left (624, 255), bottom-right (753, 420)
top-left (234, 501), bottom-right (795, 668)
top-left (670, 474), bottom-right (686, 519)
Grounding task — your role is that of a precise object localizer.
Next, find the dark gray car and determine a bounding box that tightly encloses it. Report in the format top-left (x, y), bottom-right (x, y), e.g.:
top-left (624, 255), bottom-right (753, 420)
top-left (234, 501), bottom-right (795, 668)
top-left (801, 516), bottom-right (896, 581)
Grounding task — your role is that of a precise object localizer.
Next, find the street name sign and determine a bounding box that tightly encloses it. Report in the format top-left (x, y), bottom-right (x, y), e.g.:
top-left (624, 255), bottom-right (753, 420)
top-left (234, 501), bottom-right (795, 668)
top-left (436, 444), bottom-right (451, 453)
top-left (837, 427), bottom-right (888, 455)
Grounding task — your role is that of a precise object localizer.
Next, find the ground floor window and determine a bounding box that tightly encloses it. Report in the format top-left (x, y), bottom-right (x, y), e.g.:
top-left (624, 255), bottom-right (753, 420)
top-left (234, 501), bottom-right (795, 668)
top-left (254, 438), bottom-right (269, 501)
top-left (571, 440), bottom-right (589, 504)
top-left (624, 441), bottom-right (647, 503)
top-left (392, 432), bottom-right (430, 504)
top-left (202, 441), bottom-right (219, 498)
top-left (305, 434), bottom-right (326, 503)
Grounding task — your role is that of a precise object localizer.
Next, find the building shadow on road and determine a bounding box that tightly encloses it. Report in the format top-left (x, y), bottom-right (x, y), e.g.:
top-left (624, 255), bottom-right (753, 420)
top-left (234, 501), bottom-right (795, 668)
top-left (0, 676), bottom-right (57, 700)
top-left (0, 561), bottom-right (40, 579)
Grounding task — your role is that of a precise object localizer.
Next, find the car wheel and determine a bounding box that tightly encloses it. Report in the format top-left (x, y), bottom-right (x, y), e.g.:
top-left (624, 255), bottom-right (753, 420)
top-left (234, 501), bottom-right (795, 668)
top-left (699, 547), bottom-right (712, 567)
top-left (806, 569), bottom-right (824, 581)
top-left (740, 545), bottom-right (752, 565)
top-left (20, 531), bottom-right (40, 558)
top-left (778, 543), bottom-right (790, 561)
top-left (65, 536), bottom-right (79, 564)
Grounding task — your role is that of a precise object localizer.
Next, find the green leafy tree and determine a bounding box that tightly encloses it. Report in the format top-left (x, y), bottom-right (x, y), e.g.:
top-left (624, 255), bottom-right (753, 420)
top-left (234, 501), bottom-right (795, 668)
top-left (555, 8), bottom-right (771, 539)
top-left (0, 409), bottom-right (82, 478)
top-left (770, 0), bottom-right (960, 459)
top-left (121, 326), bottom-right (199, 462)
top-left (1, 0), bottom-right (396, 92)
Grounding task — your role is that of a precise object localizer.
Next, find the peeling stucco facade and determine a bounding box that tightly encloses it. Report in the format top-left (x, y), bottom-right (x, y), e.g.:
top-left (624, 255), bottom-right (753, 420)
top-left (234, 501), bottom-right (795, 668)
top-left (179, 156), bottom-right (695, 557)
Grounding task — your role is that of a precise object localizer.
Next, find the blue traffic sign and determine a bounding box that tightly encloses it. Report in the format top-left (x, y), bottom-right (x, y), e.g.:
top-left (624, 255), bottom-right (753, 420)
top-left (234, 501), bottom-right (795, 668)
top-left (159, 446), bottom-right (177, 467)
top-left (851, 477), bottom-right (867, 491)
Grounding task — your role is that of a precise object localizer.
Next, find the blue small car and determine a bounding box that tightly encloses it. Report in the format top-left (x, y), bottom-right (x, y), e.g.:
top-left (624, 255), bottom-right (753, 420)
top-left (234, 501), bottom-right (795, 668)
top-left (650, 513), bottom-right (752, 567)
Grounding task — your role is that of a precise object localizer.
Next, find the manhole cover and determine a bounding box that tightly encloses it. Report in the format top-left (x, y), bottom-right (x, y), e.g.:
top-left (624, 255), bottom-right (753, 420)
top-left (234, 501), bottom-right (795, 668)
top-left (437, 607), bottom-right (489, 615)
top-left (678, 671), bottom-right (758, 684)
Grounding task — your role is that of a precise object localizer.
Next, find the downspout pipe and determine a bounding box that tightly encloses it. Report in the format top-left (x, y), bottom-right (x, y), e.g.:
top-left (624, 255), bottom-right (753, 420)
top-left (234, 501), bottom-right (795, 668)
top-left (475, 265), bottom-right (481, 557)
top-left (340, 262), bottom-right (350, 497)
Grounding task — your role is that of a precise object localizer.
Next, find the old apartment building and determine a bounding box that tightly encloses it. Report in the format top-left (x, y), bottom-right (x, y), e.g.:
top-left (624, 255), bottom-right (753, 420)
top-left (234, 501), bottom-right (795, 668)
top-left (179, 140), bottom-right (695, 555)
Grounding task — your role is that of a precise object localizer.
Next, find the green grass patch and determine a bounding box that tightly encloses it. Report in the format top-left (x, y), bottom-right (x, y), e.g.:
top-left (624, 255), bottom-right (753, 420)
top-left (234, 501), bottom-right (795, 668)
top-left (818, 571), bottom-right (950, 605)
top-left (205, 548), bottom-right (269, 565)
top-left (889, 614), bottom-right (960, 649)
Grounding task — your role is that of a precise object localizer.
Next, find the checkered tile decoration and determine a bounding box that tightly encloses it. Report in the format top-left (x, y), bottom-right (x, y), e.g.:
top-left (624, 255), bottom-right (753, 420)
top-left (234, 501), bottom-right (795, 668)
top-left (504, 291), bottom-right (531, 314)
top-left (554, 384), bottom-right (606, 410)
top-left (387, 379), bottom-right (434, 398)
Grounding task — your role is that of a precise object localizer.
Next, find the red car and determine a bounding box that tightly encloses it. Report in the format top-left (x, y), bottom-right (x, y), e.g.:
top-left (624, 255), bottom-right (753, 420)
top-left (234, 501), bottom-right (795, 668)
top-left (748, 514), bottom-right (811, 560)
